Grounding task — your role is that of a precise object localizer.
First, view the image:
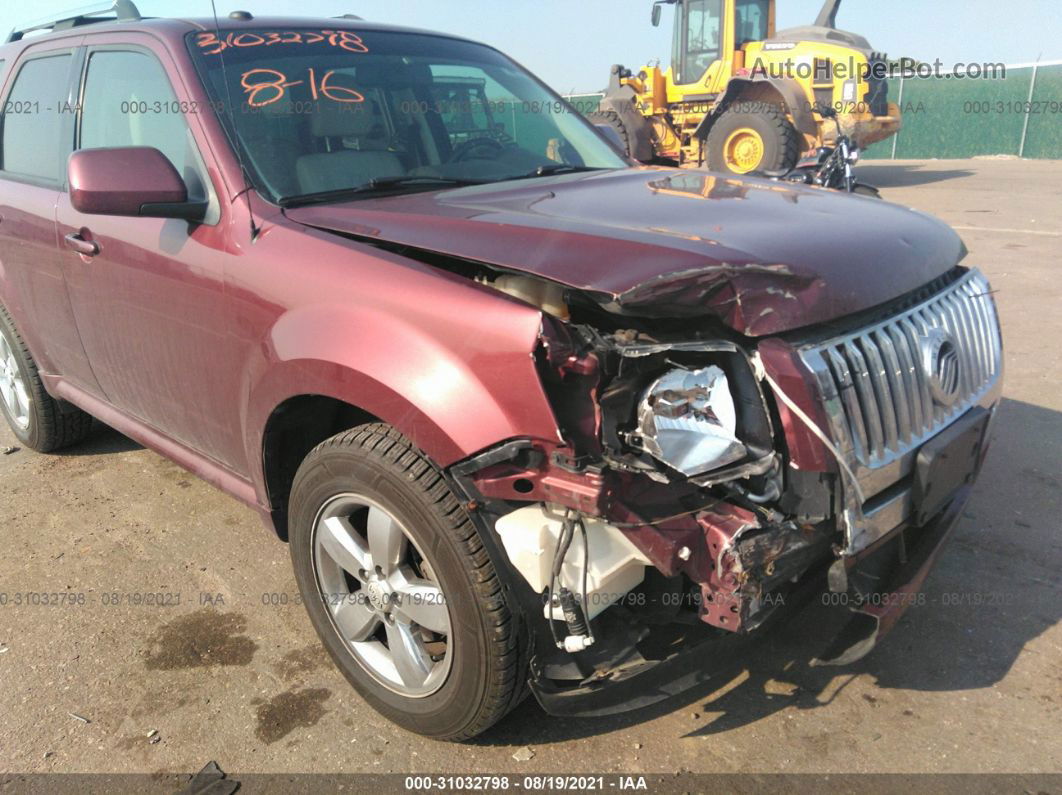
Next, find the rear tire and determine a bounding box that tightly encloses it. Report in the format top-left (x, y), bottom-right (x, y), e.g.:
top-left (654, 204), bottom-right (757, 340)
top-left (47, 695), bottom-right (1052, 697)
top-left (706, 103), bottom-right (800, 175)
top-left (288, 423), bottom-right (526, 740)
top-left (0, 303), bottom-right (94, 452)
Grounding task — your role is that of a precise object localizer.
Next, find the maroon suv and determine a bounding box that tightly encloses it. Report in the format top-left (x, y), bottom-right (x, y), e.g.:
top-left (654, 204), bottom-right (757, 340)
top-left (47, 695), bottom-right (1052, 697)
top-left (0, 7), bottom-right (1002, 740)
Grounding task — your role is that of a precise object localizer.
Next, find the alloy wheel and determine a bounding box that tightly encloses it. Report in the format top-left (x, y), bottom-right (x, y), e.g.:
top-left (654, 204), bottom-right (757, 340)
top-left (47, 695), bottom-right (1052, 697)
top-left (311, 493), bottom-right (453, 698)
top-left (0, 332), bottom-right (30, 431)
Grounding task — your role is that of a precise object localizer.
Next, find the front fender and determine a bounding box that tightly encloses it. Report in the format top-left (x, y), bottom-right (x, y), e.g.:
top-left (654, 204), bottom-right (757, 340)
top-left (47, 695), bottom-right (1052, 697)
top-left (242, 299), bottom-right (562, 505)
top-left (697, 77), bottom-right (818, 140)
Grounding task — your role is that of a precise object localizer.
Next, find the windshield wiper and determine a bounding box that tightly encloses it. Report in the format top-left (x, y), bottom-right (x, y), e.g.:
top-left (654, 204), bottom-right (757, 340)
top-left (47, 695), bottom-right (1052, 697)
top-left (279, 169), bottom-right (607, 208)
top-left (279, 176), bottom-right (488, 208)
top-left (513, 164), bottom-right (606, 179)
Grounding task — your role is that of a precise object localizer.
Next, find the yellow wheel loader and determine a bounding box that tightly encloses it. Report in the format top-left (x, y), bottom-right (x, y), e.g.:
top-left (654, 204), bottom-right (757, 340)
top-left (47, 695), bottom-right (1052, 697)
top-left (588, 0), bottom-right (902, 175)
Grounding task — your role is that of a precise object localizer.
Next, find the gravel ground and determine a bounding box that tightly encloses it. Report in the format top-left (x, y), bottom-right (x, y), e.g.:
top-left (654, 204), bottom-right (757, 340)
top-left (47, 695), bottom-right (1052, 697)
top-left (0, 159), bottom-right (1059, 785)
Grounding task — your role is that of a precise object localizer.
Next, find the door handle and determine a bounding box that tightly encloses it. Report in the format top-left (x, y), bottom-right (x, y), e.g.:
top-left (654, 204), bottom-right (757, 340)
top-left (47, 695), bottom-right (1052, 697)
top-left (64, 232), bottom-right (100, 257)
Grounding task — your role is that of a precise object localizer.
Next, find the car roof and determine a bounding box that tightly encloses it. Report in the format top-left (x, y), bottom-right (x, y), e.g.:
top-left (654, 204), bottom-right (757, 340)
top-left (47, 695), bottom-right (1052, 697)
top-left (0, 15), bottom-right (481, 58)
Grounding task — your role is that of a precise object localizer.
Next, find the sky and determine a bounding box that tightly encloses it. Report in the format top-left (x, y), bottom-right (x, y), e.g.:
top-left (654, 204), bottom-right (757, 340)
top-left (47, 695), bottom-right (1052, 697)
top-left (1, 1), bottom-right (1058, 93)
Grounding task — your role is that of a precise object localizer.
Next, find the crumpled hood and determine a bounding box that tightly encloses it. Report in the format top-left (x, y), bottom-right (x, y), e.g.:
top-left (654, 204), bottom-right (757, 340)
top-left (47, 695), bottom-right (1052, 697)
top-left (284, 168), bottom-right (966, 336)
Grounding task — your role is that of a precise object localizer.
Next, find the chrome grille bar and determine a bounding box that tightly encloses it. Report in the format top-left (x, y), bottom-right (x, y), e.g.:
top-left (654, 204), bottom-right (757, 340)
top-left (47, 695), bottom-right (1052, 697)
top-left (800, 270), bottom-right (1002, 469)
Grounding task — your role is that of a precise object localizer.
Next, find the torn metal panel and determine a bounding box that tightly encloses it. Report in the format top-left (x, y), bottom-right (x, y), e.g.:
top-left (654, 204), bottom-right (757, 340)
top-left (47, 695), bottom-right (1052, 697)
top-left (596, 262), bottom-right (828, 337)
top-left (695, 505), bottom-right (831, 632)
top-left (696, 505), bottom-right (762, 631)
top-left (468, 451), bottom-right (609, 518)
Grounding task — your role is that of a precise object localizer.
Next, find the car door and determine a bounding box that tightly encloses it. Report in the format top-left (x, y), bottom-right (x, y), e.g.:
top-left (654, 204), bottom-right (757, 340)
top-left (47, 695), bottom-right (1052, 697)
top-left (0, 40), bottom-right (104, 395)
top-left (55, 40), bottom-right (242, 467)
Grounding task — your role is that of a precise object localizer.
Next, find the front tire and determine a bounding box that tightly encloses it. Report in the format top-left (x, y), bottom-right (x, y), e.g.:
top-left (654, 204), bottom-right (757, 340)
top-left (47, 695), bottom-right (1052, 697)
top-left (0, 304), bottom-right (94, 452)
top-left (587, 109), bottom-right (637, 160)
top-left (288, 424), bottom-right (526, 740)
top-left (706, 103), bottom-right (800, 175)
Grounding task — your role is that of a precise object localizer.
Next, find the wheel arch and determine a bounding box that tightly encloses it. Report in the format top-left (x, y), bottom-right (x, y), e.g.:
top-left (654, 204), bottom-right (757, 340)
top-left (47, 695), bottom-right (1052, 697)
top-left (696, 77), bottom-right (818, 142)
top-left (260, 394), bottom-right (379, 539)
top-left (246, 303), bottom-right (562, 537)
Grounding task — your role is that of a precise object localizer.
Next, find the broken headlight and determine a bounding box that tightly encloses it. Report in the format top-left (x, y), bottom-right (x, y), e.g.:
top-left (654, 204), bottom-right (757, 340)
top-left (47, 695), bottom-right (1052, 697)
top-left (634, 366), bottom-right (747, 477)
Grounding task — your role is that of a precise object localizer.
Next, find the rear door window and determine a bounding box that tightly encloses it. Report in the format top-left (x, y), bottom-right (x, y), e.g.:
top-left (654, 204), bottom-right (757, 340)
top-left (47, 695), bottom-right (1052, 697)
top-left (1, 53), bottom-right (73, 182)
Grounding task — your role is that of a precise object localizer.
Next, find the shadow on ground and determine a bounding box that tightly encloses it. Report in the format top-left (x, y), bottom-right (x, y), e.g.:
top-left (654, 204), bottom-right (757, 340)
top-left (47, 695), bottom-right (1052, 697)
top-left (54, 422), bottom-right (143, 456)
top-left (856, 163), bottom-right (976, 188)
top-left (474, 397), bottom-right (1062, 746)
top-left (27, 398), bottom-right (1059, 751)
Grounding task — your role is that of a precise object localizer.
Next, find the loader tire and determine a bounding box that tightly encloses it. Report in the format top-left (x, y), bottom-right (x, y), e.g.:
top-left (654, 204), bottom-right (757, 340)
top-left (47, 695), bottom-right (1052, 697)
top-left (587, 110), bottom-right (636, 160)
top-left (706, 104), bottom-right (800, 175)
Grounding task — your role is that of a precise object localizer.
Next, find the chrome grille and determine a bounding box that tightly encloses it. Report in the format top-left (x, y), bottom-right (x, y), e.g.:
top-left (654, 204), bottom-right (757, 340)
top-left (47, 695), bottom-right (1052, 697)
top-left (800, 270), bottom-right (1002, 468)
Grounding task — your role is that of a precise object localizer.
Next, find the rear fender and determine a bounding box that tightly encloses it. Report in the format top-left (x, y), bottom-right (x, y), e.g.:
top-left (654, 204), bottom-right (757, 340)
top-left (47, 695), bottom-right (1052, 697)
top-left (696, 77), bottom-right (817, 141)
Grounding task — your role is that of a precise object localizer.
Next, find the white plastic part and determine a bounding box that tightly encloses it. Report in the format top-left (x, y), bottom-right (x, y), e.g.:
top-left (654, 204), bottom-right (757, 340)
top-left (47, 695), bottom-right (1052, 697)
top-left (495, 504), bottom-right (651, 621)
top-left (562, 635), bottom-right (595, 653)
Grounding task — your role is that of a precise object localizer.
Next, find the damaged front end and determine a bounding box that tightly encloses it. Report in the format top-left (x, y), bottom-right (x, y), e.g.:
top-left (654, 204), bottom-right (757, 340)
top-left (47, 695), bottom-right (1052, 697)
top-left (446, 266), bottom-right (1002, 716)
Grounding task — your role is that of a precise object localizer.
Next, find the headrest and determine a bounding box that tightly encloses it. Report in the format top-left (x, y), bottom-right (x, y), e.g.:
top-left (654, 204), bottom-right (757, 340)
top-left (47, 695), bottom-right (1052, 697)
top-left (351, 62), bottom-right (431, 90)
top-left (310, 100), bottom-right (382, 139)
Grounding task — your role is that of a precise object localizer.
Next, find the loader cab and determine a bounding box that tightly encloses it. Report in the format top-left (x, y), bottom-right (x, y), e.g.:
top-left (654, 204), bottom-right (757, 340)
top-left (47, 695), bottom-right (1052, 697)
top-left (653, 0), bottom-right (774, 87)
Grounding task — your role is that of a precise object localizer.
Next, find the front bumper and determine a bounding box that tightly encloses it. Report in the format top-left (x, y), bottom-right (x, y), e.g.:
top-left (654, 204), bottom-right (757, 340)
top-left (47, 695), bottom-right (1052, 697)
top-left (530, 474), bottom-right (978, 716)
top-left (528, 271), bottom-right (1001, 714)
top-left (461, 266), bottom-right (1003, 717)
top-left (814, 482), bottom-right (974, 666)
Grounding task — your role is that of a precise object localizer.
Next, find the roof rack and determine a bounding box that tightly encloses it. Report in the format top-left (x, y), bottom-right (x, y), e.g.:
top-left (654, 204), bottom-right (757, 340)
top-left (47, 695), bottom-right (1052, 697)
top-left (6, 0), bottom-right (142, 44)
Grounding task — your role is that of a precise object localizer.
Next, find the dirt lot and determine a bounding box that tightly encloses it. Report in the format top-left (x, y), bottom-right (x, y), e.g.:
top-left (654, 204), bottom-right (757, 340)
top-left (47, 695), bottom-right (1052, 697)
top-left (0, 159), bottom-right (1059, 785)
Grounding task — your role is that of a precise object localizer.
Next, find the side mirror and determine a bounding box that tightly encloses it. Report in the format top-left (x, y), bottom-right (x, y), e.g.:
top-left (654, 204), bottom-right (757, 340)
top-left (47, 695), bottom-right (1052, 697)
top-left (68, 147), bottom-right (207, 221)
top-left (651, 3), bottom-right (662, 27)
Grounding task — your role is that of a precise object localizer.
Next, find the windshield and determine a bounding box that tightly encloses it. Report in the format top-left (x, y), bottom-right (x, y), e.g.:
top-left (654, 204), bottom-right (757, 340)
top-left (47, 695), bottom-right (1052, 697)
top-left (187, 28), bottom-right (627, 202)
top-left (735, 0), bottom-right (771, 45)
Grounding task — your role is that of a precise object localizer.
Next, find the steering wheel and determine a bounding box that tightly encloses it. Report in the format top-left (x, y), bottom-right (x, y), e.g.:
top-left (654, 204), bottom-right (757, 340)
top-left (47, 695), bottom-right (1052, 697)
top-left (449, 137), bottom-right (506, 163)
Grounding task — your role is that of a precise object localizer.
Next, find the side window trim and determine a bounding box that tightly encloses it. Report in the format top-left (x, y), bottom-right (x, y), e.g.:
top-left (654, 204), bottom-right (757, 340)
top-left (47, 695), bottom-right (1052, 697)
top-left (73, 42), bottom-right (221, 225)
top-left (0, 45), bottom-right (83, 189)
